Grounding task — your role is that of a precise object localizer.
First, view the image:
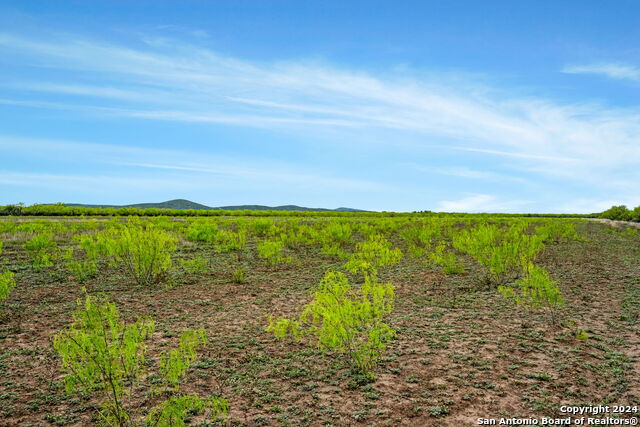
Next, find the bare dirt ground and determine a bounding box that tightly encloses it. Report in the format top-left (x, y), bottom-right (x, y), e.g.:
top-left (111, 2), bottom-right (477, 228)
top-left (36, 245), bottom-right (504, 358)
top-left (588, 218), bottom-right (640, 229)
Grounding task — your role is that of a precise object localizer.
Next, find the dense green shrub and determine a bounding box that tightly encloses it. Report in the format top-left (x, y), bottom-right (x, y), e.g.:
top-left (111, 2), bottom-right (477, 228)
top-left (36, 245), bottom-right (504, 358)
top-left (598, 204), bottom-right (640, 222)
top-left (24, 232), bottom-right (58, 268)
top-left (53, 293), bottom-right (155, 425)
top-left (268, 271), bottom-right (396, 375)
top-left (54, 293), bottom-right (227, 426)
top-left (185, 220), bottom-right (246, 252)
top-left (160, 329), bottom-right (207, 390)
top-left (344, 234), bottom-right (402, 274)
top-left (535, 220), bottom-right (581, 243)
top-left (428, 242), bottom-right (464, 274)
top-left (0, 239), bottom-right (15, 301)
top-left (185, 220), bottom-right (219, 243)
top-left (453, 223), bottom-right (544, 285)
top-left (498, 263), bottom-right (563, 325)
top-left (317, 220), bottom-right (354, 258)
top-left (281, 223), bottom-right (315, 249)
top-left (0, 271), bottom-right (15, 301)
top-left (251, 218), bottom-right (276, 237)
top-left (215, 229), bottom-right (247, 252)
top-left (0, 203), bottom-right (24, 216)
top-left (99, 226), bottom-right (177, 286)
top-left (258, 239), bottom-right (291, 267)
top-left (322, 220), bottom-right (353, 245)
top-left (599, 205), bottom-right (633, 221)
top-left (400, 221), bottom-right (442, 256)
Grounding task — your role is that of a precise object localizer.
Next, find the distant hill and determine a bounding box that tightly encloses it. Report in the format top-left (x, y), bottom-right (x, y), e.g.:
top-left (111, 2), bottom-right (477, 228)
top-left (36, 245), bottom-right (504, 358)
top-left (64, 199), bottom-right (367, 212)
top-left (65, 199), bottom-right (210, 210)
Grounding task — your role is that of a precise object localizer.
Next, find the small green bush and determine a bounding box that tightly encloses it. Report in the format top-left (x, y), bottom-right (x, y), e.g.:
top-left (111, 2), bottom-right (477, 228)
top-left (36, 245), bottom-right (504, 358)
top-left (185, 220), bottom-right (219, 243)
top-left (53, 293), bottom-right (155, 425)
top-left (428, 242), bottom-right (464, 274)
top-left (0, 238), bottom-right (15, 302)
top-left (160, 329), bottom-right (207, 390)
top-left (535, 220), bottom-right (581, 243)
top-left (252, 218), bottom-right (275, 237)
top-left (321, 221), bottom-right (353, 245)
top-left (268, 271), bottom-right (396, 374)
top-left (185, 220), bottom-right (247, 252)
top-left (215, 230), bottom-right (247, 252)
top-left (314, 221), bottom-right (352, 258)
top-left (54, 293), bottom-right (227, 425)
top-left (63, 234), bottom-right (103, 281)
top-left (345, 234), bottom-right (402, 274)
top-left (453, 223), bottom-right (544, 285)
top-left (66, 257), bottom-right (99, 282)
top-left (498, 263), bottom-right (563, 325)
top-left (575, 329), bottom-right (588, 341)
top-left (0, 271), bottom-right (16, 301)
top-left (24, 232), bottom-right (58, 268)
top-left (258, 239), bottom-right (291, 267)
top-left (145, 394), bottom-right (228, 427)
top-left (99, 226), bottom-right (177, 286)
top-left (231, 267), bottom-right (246, 283)
top-left (400, 221), bottom-right (441, 256)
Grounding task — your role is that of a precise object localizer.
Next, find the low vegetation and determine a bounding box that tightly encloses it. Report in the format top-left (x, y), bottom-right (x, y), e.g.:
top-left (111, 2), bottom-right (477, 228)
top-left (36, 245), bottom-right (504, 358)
top-left (53, 293), bottom-right (227, 426)
top-left (0, 239), bottom-right (15, 301)
top-left (268, 270), bottom-right (396, 375)
top-left (599, 204), bottom-right (640, 222)
top-left (0, 211), bottom-right (637, 425)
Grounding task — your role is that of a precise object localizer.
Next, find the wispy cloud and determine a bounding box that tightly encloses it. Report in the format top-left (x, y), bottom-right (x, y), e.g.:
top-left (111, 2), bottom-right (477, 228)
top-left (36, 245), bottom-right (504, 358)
top-left (563, 62), bottom-right (640, 81)
top-left (6, 82), bottom-right (170, 102)
top-left (1, 30), bottom-right (639, 178)
top-left (0, 171), bottom-right (190, 192)
top-left (446, 146), bottom-right (579, 163)
top-left (121, 162), bottom-right (388, 191)
top-left (405, 163), bottom-right (530, 184)
top-left (0, 135), bottom-right (389, 193)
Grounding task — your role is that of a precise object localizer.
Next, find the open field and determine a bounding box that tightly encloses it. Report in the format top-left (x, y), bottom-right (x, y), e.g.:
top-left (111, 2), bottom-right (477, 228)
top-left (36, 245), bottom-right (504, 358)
top-left (0, 214), bottom-right (638, 426)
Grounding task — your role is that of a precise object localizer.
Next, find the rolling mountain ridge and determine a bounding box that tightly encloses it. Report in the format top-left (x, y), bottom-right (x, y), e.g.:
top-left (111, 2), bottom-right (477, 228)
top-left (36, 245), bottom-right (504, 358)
top-left (64, 199), bottom-right (366, 212)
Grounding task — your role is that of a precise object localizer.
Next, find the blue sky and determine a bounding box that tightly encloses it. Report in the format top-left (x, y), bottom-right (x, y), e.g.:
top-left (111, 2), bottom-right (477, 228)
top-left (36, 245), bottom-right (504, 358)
top-left (1, 1), bottom-right (639, 212)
